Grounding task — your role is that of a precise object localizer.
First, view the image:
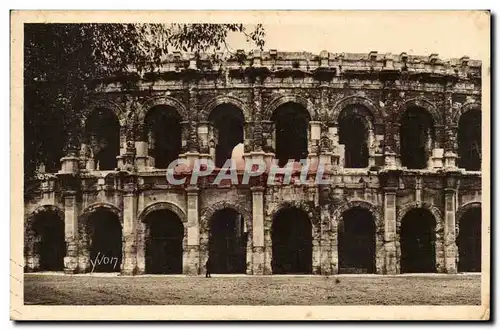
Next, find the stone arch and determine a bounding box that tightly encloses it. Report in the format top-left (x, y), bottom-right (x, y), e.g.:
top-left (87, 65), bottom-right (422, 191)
top-left (138, 201), bottom-right (187, 224)
top-left (455, 102), bottom-right (481, 171)
top-left (80, 202), bottom-right (122, 223)
top-left (200, 200), bottom-right (252, 235)
top-left (453, 101), bottom-right (481, 125)
top-left (27, 204), bottom-right (64, 224)
top-left (82, 101), bottom-right (122, 170)
top-left (270, 200), bottom-right (319, 227)
top-left (203, 97), bottom-right (247, 168)
top-left (455, 201), bottom-right (481, 272)
top-left (25, 204), bottom-right (65, 252)
top-left (200, 200), bottom-right (253, 274)
top-left (331, 199), bottom-right (383, 231)
top-left (456, 201), bottom-right (481, 237)
top-left (137, 96), bottom-right (188, 123)
top-left (199, 95), bottom-right (251, 122)
top-left (397, 201), bottom-right (444, 273)
top-left (78, 202), bottom-right (123, 273)
top-left (270, 200), bottom-right (318, 274)
top-left (398, 97), bottom-right (443, 126)
top-left (331, 96), bottom-right (385, 124)
top-left (396, 202), bottom-right (443, 234)
top-left (82, 99), bottom-right (126, 128)
top-left (264, 94), bottom-right (316, 120)
top-left (331, 199), bottom-right (384, 274)
top-left (268, 97), bottom-right (312, 166)
top-left (139, 201), bottom-right (187, 274)
top-left (25, 204), bottom-right (65, 272)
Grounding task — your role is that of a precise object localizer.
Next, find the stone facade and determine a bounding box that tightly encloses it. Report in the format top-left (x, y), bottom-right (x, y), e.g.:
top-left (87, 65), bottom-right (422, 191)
top-left (24, 50), bottom-right (482, 275)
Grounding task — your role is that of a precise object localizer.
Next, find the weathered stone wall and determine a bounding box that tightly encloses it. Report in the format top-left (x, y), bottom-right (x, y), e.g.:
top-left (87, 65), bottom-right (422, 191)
top-left (24, 51), bottom-right (483, 275)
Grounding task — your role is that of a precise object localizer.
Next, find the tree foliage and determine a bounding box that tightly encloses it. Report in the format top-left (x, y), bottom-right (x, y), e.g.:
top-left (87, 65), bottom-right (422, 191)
top-left (24, 23), bottom-right (265, 180)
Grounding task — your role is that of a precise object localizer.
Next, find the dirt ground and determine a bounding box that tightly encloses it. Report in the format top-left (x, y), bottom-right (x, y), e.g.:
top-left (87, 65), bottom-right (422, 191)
top-left (23, 273), bottom-right (481, 305)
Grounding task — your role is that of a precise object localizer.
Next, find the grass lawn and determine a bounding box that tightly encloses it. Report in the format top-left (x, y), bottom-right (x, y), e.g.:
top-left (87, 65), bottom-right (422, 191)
top-left (23, 274), bottom-right (481, 305)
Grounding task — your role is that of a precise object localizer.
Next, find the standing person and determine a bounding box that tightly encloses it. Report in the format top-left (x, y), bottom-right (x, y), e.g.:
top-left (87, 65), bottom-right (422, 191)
top-left (205, 255), bottom-right (212, 278)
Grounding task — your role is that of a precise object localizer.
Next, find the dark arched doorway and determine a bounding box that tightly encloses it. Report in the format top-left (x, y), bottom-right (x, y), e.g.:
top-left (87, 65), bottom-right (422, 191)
top-left (208, 104), bottom-right (244, 168)
top-left (85, 108), bottom-right (120, 170)
top-left (458, 207), bottom-right (481, 272)
top-left (338, 207), bottom-right (376, 274)
top-left (208, 209), bottom-right (247, 274)
top-left (458, 110), bottom-right (481, 171)
top-left (88, 209), bottom-right (122, 272)
top-left (32, 210), bottom-right (65, 271)
top-left (400, 208), bottom-right (436, 273)
top-left (271, 207), bottom-right (312, 274)
top-left (400, 107), bottom-right (435, 169)
top-left (338, 105), bottom-right (372, 168)
top-left (145, 105), bottom-right (182, 169)
top-left (271, 103), bottom-right (310, 167)
top-left (145, 210), bottom-right (184, 274)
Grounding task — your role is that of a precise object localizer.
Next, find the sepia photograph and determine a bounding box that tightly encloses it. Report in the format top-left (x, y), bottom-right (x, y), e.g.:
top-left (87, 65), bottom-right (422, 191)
top-left (10, 10), bottom-right (490, 320)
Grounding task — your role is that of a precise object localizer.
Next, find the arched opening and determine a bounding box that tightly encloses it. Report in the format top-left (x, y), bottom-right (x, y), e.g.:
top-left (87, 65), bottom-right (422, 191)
top-left (458, 207), bottom-right (481, 272)
top-left (85, 108), bottom-right (120, 170)
top-left (208, 208), bottom-right (247, 274)
top-left (208, 104), bottom-right (244, 168)
top-left (271, 102), bottom-right (310, 167)
top-left (87, 209), bottom-right (122, 272)
top-left (145, 105), bottom-right (182, 169)
top-left (400, 107), bottom-right (435, 169)
top-left (338, 105), bottom-right (372, 168)
top-left (145, 210), bottom-right (184, 274)
top-left (32, 210), bottom-right (65, 271)
top-left (271, 207), bottom-right (312, 274)
top-left (338, 207), bottom-right (376, 274)
top-left (400, 208), bottom-right (436, 273)
top-left (458, 110), bottom-right (481, 171)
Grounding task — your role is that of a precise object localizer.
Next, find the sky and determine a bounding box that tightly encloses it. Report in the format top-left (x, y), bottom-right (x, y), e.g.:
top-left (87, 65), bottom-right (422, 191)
top-left (223, 11), bottom-right (489, 60)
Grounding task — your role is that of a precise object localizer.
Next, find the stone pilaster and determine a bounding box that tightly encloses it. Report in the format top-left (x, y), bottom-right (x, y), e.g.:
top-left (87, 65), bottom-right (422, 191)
top-left (384, 121), bottom-right (400, 169)
top-left (197, 121), bottom-right (210, 155)
top-left (251, 186), bottom-right (265, 274)
top-left (318, 87), bottom-right (332, 167)
top-left (308, 121), bottom-right (321, 165)
top-left (180, 121), bottom-right (201, 167)
top-left (444, 124), bottom-right (458, 170)
top-left (184, 186), bottom-right (200, 275)
top-left (24, 236), bottom-right (39, 272)
top-left (121, 180), bottom-right (137, 275)
top-left (383, 187), bottom-right (398, 274)
top-left (252, 83), bottom-right (263, 152)
top-left (135, 194), bottom-right (146, 275)
top-left (119, 126), bottom-right (127, 156)
top-left (328, 124), bottom-right (341, 168)
top-left (180, 120), bottom-right (191, 155)
top-left (187, 86), bottom-right (199, 154)
top-left (118, 142), bottom-right (136, 172)
top-left (330, 214), bottom-right (339, 274)
top-left (444, 176), bottom-right (459, 273)
top-left (261, 120), bottom-right (274, 152)
top-left (380, 171), bottom-right (399, 274)
top-left (318, 201), bottom-right (332, 275)
top-left (63, 191), bottom-right (79, 273)
top-left (312, 237), bottom-right (322, 275)
top-left (135, 123), bottom-right (151, 170)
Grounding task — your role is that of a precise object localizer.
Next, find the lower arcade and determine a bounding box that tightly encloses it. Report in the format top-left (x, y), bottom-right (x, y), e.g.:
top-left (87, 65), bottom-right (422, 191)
top-left (24, 172), bottom-right (482, 276)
